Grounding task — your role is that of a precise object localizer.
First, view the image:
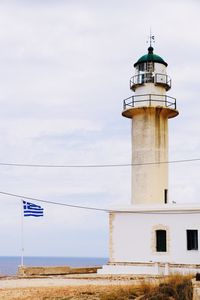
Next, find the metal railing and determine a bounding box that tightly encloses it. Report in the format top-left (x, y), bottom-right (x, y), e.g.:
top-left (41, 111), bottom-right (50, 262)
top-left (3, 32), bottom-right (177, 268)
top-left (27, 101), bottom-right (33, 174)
top-left (123, 94), bottom-right (177, 110)
top-left (130, 73), bottom-right (171, 90)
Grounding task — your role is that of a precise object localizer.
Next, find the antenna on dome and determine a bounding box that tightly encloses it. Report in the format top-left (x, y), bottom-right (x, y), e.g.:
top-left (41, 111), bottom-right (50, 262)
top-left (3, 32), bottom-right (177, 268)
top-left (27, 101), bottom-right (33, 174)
top-left (146, 28), bottom-right (155, 47)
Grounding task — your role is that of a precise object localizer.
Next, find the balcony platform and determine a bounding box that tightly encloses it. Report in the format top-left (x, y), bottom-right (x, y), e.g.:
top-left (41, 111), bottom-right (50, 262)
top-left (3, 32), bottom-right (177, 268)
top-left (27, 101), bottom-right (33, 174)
top-left (122, 94), bottom-right (179, 119)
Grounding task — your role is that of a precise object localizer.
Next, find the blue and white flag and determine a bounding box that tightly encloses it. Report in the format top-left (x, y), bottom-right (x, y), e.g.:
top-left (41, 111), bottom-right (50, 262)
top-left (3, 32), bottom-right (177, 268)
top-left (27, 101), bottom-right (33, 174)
top-left (23, 200), bottom-right (44, 217)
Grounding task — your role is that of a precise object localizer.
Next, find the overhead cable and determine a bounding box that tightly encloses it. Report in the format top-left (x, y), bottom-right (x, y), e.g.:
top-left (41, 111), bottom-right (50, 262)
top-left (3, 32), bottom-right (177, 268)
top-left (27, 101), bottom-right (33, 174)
top-left (0, 158), bottom-right (199, 168)
top-left (0, 191), bottom-right (109, 212)
top-left (1, 191), bottom-right (200, 214)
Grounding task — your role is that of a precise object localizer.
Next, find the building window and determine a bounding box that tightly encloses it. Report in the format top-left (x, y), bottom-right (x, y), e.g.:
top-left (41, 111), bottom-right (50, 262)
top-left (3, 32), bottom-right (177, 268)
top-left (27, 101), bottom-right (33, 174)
top-left (156, 230), bottom-right (167, 252)
top-left (187, 230), bottom-right (198, 250)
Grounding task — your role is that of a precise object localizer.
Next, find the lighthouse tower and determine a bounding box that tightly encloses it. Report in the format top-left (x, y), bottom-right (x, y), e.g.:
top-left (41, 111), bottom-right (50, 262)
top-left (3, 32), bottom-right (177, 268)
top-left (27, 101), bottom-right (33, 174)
top-left (99, 42), bottom-right (200, 276)
top-left (123, 45), bottom-right (178, 205)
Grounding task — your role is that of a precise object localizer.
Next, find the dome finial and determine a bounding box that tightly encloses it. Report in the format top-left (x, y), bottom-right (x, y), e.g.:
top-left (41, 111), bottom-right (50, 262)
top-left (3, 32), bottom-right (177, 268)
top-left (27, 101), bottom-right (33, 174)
top-left (148, 46), bottom-right (154, 54)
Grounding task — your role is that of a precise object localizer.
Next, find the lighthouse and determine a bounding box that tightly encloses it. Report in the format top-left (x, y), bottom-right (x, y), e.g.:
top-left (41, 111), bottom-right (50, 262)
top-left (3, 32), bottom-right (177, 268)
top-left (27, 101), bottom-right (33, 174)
top-left (99, 42), bottom-right (200, 275)
top-left (122, 44), bottom-right (178, 205)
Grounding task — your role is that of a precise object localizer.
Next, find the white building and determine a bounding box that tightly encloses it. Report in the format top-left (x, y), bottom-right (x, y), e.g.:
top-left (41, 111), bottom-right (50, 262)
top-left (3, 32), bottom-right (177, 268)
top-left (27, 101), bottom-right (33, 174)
top-left (99, 45), bottom-right (200, 275)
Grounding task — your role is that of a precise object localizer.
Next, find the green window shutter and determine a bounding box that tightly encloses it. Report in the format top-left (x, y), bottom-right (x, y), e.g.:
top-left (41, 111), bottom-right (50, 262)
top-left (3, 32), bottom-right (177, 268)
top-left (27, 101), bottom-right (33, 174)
top-left (156, 230), bottom-right (167, 252)
top-left (187, 230), bottom-right (198, 250)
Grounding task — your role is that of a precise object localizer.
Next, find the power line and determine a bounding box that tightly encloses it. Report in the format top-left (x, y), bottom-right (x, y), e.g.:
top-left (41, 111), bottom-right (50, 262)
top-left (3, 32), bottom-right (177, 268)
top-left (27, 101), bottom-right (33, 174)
top-left (0, 158), bottom-right (199, 168)
top-left (0, 191), bottom-right (110, 212)
top-left (1, 190), bottom-right (200, 214)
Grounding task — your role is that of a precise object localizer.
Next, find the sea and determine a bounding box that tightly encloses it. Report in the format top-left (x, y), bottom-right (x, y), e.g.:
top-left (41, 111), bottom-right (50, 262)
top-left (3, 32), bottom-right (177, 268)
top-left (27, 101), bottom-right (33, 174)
top-left (0, 256), bottom-right (108, 276)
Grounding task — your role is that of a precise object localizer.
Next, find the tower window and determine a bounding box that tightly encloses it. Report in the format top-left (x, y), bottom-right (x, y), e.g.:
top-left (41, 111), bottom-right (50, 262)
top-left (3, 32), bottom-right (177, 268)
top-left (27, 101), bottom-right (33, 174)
top-left (187, 230), bottom-right (198, 250)
top-left (138, 63), bottom-right (145, 71)
top-left (156, 230), bottom-right (167, 252)
top-left (147, 61), bottom-right (154, 72)
top-left (164, 189), bottom-right (168, 204)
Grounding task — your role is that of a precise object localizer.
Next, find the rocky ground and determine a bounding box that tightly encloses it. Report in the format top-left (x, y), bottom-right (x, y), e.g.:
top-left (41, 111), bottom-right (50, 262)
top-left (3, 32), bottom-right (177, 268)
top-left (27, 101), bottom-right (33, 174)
top-left (0, 275), bottom-right (144, 300)
top-left (0, 285), bottom-right (127, 300)
top-left (0, 274), bottom-right (195, 300)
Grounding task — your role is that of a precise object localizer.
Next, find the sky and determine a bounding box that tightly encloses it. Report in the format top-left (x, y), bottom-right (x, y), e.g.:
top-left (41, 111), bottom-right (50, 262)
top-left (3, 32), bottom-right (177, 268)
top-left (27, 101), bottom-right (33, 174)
top-left (0, 0), bottom-right (199, 258)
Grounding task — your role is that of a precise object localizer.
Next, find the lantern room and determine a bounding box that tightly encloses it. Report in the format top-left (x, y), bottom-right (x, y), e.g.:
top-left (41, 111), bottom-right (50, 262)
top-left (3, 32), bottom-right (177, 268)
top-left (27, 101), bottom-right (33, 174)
top-left (130, 46), bottom-right (171, 93)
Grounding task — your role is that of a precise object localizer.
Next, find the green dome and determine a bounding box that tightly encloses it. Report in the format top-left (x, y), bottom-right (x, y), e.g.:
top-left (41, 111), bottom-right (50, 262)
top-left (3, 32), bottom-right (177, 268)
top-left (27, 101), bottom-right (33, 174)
top-left (134, 47), bottom-right (168, 67)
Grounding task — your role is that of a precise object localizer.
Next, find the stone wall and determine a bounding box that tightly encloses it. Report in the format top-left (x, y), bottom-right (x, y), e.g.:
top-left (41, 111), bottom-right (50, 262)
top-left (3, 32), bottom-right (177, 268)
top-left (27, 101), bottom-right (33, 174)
top-left (18, 265), bottom-right (100, 277)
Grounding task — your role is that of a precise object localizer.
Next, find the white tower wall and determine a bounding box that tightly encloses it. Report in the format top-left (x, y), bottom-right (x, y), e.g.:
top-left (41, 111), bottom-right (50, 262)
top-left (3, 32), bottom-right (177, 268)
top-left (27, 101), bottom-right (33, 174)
top-left (134, 84), bottom-right (165, 96)
top-left (131, 107), bottom-right (168, 204)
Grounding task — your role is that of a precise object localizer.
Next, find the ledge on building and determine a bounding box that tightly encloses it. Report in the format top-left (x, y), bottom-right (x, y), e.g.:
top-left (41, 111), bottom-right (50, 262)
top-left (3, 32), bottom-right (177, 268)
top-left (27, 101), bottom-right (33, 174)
top-left (109, 203), bottom-right (200, 214)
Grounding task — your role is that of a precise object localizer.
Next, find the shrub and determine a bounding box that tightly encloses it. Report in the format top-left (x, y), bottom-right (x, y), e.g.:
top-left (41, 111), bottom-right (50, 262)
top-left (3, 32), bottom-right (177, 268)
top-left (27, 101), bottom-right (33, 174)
top-left (176, 280), bottom-right (193, 300)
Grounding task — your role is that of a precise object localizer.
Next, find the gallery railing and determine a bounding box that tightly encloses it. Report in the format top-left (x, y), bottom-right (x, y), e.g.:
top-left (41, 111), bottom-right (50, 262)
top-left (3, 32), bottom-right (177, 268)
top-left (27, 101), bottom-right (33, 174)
top-left (123, 94), bottom-right (177, 110)
top-left (130, 73), bottom-right (171, 91)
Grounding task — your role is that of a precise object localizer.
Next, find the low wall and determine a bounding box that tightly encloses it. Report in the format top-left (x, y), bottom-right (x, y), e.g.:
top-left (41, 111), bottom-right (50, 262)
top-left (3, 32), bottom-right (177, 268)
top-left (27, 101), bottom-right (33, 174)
top-left (18, 265), bottom-right (101, 277)
top-left (99, 262), bottom-right (200, 276)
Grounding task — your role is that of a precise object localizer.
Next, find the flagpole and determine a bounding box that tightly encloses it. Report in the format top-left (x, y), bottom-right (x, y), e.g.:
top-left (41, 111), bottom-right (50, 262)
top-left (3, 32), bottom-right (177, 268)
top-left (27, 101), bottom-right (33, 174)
top-left (20, 199), bottom-right (24, 266)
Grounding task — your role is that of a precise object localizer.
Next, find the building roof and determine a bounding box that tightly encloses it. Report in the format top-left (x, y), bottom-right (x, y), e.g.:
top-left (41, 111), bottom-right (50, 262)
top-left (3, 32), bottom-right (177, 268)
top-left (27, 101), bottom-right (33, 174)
top-left (134, 46), bottom-right (168, 67)
top-left (109, 203), bottom-right (200, 213)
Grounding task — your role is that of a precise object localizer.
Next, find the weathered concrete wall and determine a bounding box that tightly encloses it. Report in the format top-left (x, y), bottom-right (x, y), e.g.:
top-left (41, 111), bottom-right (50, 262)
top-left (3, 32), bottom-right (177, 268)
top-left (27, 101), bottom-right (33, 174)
top-left (18, 266), bottom-right (100, 277)
top-left (131, 107), bottom-right (168, 205)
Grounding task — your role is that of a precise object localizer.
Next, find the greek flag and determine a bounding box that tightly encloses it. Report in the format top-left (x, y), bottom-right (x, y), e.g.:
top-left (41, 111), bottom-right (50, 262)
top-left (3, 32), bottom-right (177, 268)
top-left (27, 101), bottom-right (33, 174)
top-left (23, 200), bottom-right (44, 217)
